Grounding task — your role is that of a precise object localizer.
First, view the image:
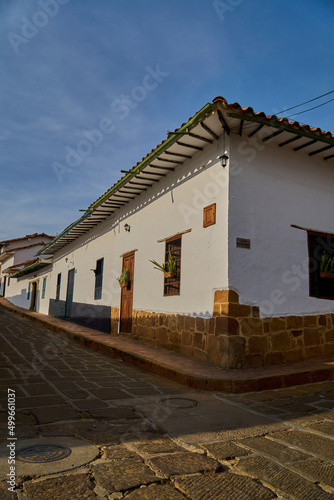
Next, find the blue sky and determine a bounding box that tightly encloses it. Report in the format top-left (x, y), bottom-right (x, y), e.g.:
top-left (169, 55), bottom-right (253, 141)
top-left (1, 0), bottom-right (333, 240)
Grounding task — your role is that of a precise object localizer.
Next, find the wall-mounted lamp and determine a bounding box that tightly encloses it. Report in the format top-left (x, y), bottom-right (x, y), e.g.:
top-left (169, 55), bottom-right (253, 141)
top-left (65, 258), bottom-right (68, 263)
top-left (219, 153), bottom-right (229, 168)
top-left (124, 223), bottom-right (130, 232)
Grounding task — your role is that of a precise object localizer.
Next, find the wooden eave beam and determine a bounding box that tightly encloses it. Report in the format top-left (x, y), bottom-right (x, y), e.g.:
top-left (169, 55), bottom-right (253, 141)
top-left (164, 151), bottom-right (192, 159)
top-left (128, 181), bottom-right (152, 187)
top-left (324, 153), bottom-right (334, 160)
top-left (239, 119), bottom-right (244, 137)
top-left (200, 121), bottom-right (219, 140)
top-left (156, 158), bottom-right (182, 165)
top-left (293, 139), bottom-right (317, 151)
top-left (119, 187), bottom-right (144, 193)
top-left (227, 112), bottom-right (334, 146)
top-left (279, 135), bottom-right (302, 147)
top-left (188, 132), bottom-right (213, 144)
top-left (140, 170), bottom-right (166, 177)
top-left (309, 145), bottom-right (333, 156)
top-left (145, 165), bottom-right (174, 171)
top-left (248, 124), bottom-right (264, 138)
top-left (217, 109), bottom-right (230, 135)
top-left (112, 194), bottom-right (134, 199)
top-left (176, 141), bottom-right (203, 151)
top-left (108, 200), bottom-right (130, 205)
top-left (262, 129), bottom-right (285, 142)
top-left (87, 217), bottom-right (107, 220)
top-left (90, 211), bottom-right (113, 215)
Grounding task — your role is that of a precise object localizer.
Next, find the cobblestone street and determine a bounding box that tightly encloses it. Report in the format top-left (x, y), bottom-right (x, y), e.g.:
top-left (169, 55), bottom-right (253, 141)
top-left (0, 306), bottom-right (334, 499)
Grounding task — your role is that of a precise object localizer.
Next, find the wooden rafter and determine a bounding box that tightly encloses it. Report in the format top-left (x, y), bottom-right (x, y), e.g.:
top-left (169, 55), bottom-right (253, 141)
top-left (128, 181), bottom-right (152, 187)
top-left (262, 129), bottom-right (285, 143)
top-left (140, 170), bottom-right (166, 177)
top-left (200, 121), bottom-right (219, 140)
top-left (145, 165), bottom-right (174, 172)
top-left (279, 135), bottom-right (302, 147)
top-left (164, 151), bottom-right (191, 159)
top-left (156, 158), bottom-right (182, 165)
top-left (217, 109), bottom-right (230, 135)
top-left (228, 112), bottom-right (334, 146)
top-left (176, 141), bottom-right (203, 151)
top-left (188, 132), bottom-right (213, 144)
top-left (293, 139), bottom-right (317, 151)
top-left (248, 124), bottom-right (264, 138)
top-left (239, 120), bottom-right (244, 137)
top-left (309, 145), bottom-right (333, 157)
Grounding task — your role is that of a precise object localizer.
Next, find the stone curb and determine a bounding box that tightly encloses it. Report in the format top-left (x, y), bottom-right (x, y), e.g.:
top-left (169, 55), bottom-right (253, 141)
top-left (1, 298), bottom-right (333, 393)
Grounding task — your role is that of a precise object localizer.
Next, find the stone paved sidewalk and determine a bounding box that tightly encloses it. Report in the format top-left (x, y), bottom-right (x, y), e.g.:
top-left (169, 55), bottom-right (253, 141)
top-left (1, 297), bottom-right (333, 394)
top-left (0, 307), bottom-right (334, 499)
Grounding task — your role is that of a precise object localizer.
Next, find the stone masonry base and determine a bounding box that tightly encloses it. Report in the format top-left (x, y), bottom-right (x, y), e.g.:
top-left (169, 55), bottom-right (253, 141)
top-left (111, 290), bottom-right (334, 369)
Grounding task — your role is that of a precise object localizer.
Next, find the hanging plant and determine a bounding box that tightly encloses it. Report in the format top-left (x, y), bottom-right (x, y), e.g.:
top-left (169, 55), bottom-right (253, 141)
top-left (149, 252), bottom-right (176, 278)
top-left (117, 269), bottom-right (129, 287)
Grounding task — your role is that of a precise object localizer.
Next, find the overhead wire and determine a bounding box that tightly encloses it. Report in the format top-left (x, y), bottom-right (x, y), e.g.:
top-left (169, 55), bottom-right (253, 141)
top-left (286, 97), bottom-right (334, 119)
top-left (275, 90), bottom-right (334, 115)
top-left (229, 90), bottom-right (334, 133)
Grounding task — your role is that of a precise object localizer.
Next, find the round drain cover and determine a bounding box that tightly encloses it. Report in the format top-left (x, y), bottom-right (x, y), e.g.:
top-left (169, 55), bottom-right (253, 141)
top-left (160, 397), bottom-right (198, 409)
top-left (17, 445), bottom-right (72, 463)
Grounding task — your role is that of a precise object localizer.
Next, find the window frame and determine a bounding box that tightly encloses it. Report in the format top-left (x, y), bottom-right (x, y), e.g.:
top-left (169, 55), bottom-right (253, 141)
top-left (94, 258), bottom-right (104, 300)
top-left (308, 230), bottom-right (334, 301)
top-left (27, 282), bottom-right (31, 300)
top-left (163, 235), bottom-right (182, 297)
top-left (56, 273), bottom-right (61, 302)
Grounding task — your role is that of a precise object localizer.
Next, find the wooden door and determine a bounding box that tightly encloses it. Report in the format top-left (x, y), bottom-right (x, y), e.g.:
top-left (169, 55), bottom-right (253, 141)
top-left (65, 268), bottom-right (75, 318)
top-left (30, 281), bottom-right (38, 311)
top-left (119, 251), bottom-right (135, 333)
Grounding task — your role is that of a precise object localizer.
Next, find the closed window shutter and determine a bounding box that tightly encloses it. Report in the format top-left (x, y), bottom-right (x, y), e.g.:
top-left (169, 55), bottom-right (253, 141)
top-left (42, 278), bottom-right (47, 299)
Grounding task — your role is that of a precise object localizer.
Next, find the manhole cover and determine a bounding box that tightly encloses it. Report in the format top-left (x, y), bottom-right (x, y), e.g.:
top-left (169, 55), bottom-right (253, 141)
top-left (16, 445), bottom-right (72, 463)
top-left (160, 398), bottom-right (199, 409)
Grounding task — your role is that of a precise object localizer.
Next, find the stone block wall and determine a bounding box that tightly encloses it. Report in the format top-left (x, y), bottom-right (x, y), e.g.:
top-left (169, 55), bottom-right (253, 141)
top-left (110, 291), bottom-right (334, 369)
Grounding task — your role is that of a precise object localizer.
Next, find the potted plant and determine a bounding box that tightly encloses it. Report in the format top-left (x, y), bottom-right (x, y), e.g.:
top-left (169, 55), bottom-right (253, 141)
top-left (320, 253), bottom-right (334, 279)
top-left (149, 252), bottom-right (176, 278)
top-left (117, 269), bottom-right (129, 287)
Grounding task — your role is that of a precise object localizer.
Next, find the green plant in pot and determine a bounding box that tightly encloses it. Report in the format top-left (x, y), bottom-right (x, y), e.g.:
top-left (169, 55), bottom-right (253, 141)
top-left (320, 253), bottom-right (334, 278)
top-left (117, 269), bottom-right (129, 287)
top-left (149, 252), bottom-right (176, 278)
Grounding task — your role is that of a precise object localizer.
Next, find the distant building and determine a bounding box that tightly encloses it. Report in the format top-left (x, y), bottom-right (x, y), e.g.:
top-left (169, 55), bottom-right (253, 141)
top-left (7, 97), bottom-right (334, 369)
top-left (0, 233), bottom-right (54, 311)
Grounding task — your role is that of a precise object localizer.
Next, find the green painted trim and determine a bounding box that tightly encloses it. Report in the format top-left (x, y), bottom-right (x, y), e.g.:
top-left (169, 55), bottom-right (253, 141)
top-left (12, 260), bottom-right (51, 278)
top-left (227, 113), bottom-right (334, 146)
top-left (89, 102), bottom-right (215, 210)
top-left (36, 211), bottom-right (93, 255)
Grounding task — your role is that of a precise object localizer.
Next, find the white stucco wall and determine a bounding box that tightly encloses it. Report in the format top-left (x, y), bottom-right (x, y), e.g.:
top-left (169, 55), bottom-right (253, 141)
top-left (1, 236), bottom-right (53, 308)
top-left (5, 269), bottom-right (52, 314)
top-left (228, 133), bottom-right (334, 317)
top-left (48, 138), bottom-right (229, 318)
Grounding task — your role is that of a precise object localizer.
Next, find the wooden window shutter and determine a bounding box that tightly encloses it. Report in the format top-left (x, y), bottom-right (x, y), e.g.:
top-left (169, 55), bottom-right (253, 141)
top-left (203, 203), bottom-right (216, 228)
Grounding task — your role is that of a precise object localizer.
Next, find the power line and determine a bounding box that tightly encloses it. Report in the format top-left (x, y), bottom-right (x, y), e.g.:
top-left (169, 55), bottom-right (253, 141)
top-left (286, 97), bottom-right (334, 119)
top-left (276, 90), bottom-right (334, 115)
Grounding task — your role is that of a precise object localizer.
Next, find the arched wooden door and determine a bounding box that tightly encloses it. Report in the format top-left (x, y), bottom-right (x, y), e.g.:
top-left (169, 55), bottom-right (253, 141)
top-left (119, 251), bottom-right (135, 333)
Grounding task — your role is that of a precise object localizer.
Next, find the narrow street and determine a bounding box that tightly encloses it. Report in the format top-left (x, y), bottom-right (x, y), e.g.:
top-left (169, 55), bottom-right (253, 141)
top-left (0, 306), bottom-right (333, 499)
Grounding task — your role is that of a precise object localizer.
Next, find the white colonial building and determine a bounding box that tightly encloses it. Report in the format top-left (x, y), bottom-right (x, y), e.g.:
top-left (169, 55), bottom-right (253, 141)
top-left (6, 97), bottom-right (334, 369)
top-left (0, 233), bottom-right (53, 311)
